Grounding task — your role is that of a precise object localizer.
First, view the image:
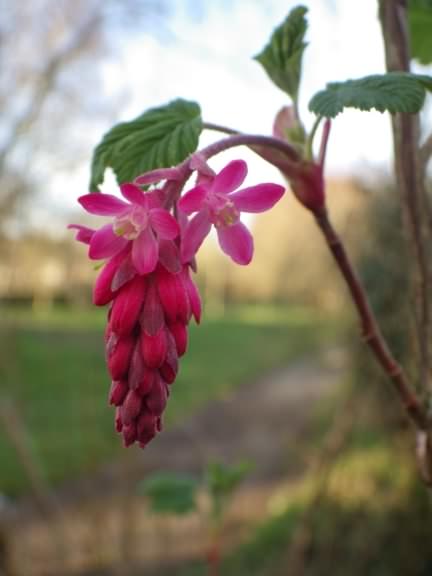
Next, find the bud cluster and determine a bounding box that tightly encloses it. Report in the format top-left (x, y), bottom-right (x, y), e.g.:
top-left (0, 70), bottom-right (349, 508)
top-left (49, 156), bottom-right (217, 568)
top-left (96, 246), bottom-right (200, 447)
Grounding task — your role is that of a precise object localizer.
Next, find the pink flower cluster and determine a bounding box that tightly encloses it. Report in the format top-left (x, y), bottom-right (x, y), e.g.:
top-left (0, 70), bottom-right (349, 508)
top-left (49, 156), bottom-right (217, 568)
top-left (71, 181), bottom-right (201, 447)
top-left (70, 158), bottom-right (285, 447)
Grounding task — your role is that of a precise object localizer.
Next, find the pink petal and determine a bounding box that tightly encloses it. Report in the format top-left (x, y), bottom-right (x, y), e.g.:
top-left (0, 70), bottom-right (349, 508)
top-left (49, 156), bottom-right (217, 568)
top-left (159, 240), bottom-right (182, 274)
top-left (120, 183), bottom-right (147, 206)
top-left (68, 224), bottom-right (95, 245)
top-left (146, 190), bottom-right (163, 209)
top-left (78, 193), bottom-right (129, 216)
top-left (180, 210), bottom-right (212, 263)
top-left (89, 224), bottom-right (129, 260)
top-left (217, 222), bottom-right (253, 265)
top-left (93, 249), bottom-right (128, 306)
top-left (212, 160), bottom-right (247, 194)
top-left (111, 252), bottom-right (136, 292)
top-left (230, 183), bottom-right (285, 213)
top-left (178, 185), bottom-right (207, 214)
top-left (182, 267), bottom-right (202, 323)
top-left (132, 227), bottom-right (158, 275)
top-left (150, 208), bottom-right (180, 240)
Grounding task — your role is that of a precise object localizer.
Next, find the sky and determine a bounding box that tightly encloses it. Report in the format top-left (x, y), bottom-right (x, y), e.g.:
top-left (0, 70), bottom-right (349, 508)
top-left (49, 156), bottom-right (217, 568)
top-left (47, 0), bottom-right (431, 223)
top-left (107, 0), bottom-right (390, 171)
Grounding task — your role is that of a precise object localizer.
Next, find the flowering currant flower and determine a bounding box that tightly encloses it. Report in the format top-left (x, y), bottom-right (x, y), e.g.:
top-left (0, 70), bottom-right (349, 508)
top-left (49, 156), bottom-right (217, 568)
top-left (78, 182), bottom-right (179, 275)
top-left (70, 172), bottom-right (201, 448)
top-left (179, 159), bottom-right (285, 265)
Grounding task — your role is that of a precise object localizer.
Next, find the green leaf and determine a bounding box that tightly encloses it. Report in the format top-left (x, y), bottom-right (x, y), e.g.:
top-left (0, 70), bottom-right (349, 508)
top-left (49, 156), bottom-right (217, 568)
top-left (308, 73), bottom-right (432, 118)
top-left (254, 5), bottom-right (308, 101)
top-left (409, 0), bottom-right (432, 64)
top-left (89, 99), bottom-right (202, 191)
top-left (207, 461), bottom-right (253, 522)
top-left (140, 472), bottom-right (200, 515)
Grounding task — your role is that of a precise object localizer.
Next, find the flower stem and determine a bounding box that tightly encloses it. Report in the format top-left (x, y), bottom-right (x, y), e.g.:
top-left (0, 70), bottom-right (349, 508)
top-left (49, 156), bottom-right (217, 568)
top-left (305, 115), bottom-right (322, 161)
top-left (199, 133), bottom-right (301, 164)
top-left (202, 121), bottom-right (239, 135)
top-left (318, 119), bottom-right (331, 171)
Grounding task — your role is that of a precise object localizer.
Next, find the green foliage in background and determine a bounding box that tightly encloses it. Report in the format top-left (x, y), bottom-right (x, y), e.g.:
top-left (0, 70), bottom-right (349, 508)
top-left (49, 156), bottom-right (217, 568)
top-left (141, 473), bottom-right (199, 515)
top-left (207, 460), bottom-right (252, 523)
top-left (409, 0), bottom-right (432, 64)
top-left (0, 306), bottom-right (337, 496)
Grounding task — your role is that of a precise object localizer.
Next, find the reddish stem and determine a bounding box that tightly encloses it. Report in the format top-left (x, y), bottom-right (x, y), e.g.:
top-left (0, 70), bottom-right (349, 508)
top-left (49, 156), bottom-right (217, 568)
top-left (315, 208), bottom-right (429, 431)
top-left (318, 119), bottom-right (331, 170)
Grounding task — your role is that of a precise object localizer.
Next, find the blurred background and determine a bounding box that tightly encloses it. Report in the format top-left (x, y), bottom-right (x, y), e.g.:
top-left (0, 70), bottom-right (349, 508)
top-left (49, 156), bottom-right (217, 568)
top-left (1, 0), bottom-right (432, 574)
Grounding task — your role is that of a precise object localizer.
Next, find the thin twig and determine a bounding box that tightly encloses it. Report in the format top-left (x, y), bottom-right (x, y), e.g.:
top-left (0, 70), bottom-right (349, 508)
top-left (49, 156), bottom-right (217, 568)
top-left (0, 9), bottom-right (100, 172)
top-left (202, 122), bottom-right (239, 136)
top-left (314, 209), bottom-right (429, 432)
top-left (420, 132), bottom-right (432, 173)
top-left (379, 0), bottom-right (432, 395)
top-left (318, 119), bottom-right (331, 170)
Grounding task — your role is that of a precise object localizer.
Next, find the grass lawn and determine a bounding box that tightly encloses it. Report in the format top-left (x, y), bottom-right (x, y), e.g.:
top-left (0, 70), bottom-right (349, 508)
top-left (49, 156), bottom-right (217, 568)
top-left (0, 305), bottom-right (338, 496)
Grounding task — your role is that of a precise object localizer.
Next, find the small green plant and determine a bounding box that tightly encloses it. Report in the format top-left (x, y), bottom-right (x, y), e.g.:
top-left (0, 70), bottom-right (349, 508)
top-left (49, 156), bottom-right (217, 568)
top-left (140, 460), bottom-right (252, 575)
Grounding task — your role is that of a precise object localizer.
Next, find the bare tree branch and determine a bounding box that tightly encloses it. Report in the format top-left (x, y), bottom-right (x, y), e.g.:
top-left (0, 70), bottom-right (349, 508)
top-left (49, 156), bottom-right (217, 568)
top-left (0, 8), bottom-right (100, 173)
top-left (378, 0), bottom-right (432, 396)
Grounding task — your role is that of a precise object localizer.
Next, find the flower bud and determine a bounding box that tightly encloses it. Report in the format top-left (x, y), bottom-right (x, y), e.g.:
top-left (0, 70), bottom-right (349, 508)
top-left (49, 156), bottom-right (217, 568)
top-left (157, 267), bottom-right (190, 324)
top-left (160, 332), bottom-right (179, 384)
top-left (93, 250), bottom-right (127, 306)
top-left (122, 423), bottom-right (137, 447)
top-left (136, 366), bottom-right (157, 397)
top-left (146, 376), bottom-right (168, 416)
top-left (141, 328), bottom-right (167, 369)
top-left (109, 380), bottom-right (128, 406)
top-left (290, 162), bottom-right (325, 213)
top-left (110, 275), bottom-right (146, 337)
top-left (182, 266), bottom-right (201, 324)
top-left (107, 336), bottom-right (134, 380)
top-left (121, 389), bottom-right (142, 426)
top-left (140, 280), bottom-right (164, 336)
top-left (168, 322), bottom-right (188, 357)
top-left (137, 412), bottom-right (157, 446)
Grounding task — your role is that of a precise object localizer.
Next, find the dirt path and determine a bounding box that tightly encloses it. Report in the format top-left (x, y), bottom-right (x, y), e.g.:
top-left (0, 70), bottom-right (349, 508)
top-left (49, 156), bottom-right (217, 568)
top-left (44, 346), bottom-right (346, 506)
top-left (4, 348), bottom-right (347, 576)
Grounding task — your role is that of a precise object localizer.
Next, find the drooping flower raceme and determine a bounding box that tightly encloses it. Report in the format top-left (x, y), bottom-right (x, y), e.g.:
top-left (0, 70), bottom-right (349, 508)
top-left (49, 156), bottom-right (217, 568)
top-left (70, 176), bottom-right (201, 448)
top-left (70, 158), bottom-right (285, 448)
top-left (179, 159), bottom-right (285, 265)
